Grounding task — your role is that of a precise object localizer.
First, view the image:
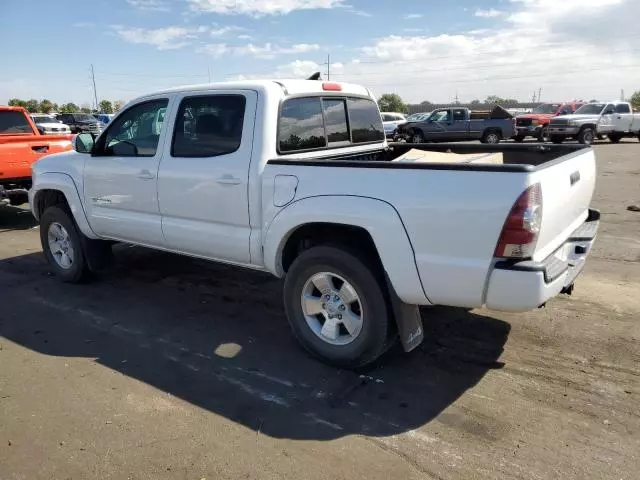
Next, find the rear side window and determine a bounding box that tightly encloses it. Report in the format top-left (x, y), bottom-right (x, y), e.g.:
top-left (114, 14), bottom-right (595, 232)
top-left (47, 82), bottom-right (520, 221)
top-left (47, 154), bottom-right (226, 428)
top-left (278, 96), bottom-right (384, 153)
top-left (615, 103), bottom-right (631, 114)
top-left (346, 97), bottom-right (385, 144)
top-left (172, 95), bottom-right (246, 157)
top-left (0, 111), bottom-right (32, 134)
top-left (453, 109), bottom-right (466, 121)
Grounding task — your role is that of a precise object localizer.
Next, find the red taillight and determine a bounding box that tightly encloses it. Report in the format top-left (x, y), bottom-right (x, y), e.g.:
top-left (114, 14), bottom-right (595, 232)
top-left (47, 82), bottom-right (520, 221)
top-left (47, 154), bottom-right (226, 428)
top-left (494, 183), bottom-right (542, 259)
top-left (322, 82), bottom-right (342, 91)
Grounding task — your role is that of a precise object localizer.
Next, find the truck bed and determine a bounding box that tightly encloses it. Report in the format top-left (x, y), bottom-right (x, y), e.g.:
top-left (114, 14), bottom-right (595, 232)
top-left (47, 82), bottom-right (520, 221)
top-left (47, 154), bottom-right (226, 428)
top-left (266, 142), bottom-right (595, 308)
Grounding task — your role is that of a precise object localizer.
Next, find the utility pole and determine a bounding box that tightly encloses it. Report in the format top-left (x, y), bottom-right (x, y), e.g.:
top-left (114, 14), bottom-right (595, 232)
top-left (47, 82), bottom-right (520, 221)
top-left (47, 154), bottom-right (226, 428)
top-left (454, 91), bottom-right (459, 104)
top-left (91, 64), bottom-right (99, 111)
top-left (325, 54), bottom-right (331, 81)
top-left (532, 91), bottom-right (537, 103)
top-left (538, 87), bottom-right (542, 103)
top-left (621, 89), bottom-right (625, 101)
top-left (208, 67), bottom-right (211, 83)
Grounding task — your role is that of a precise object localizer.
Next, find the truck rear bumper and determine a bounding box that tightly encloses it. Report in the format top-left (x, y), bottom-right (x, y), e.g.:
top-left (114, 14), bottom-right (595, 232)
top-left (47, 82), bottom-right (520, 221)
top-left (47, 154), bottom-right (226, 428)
top-left (485, 209), bottom-right (599, 311)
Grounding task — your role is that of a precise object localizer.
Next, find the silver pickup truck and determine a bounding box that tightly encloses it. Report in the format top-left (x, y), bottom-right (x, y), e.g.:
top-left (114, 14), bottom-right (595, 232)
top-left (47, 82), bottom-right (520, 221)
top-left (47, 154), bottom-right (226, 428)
top-left (549, 101), bottom-right (640, 145)
top-left (396, 106), bottom-right (516, 144)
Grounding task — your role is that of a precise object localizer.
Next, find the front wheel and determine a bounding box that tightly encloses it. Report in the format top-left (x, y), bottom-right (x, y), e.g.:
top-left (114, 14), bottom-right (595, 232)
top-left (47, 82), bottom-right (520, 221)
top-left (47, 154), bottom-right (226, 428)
top-left (283, 246), bottom-right (391, 368)
top-left (577, 127), bottom-right (595, 145)
top-left (481, 130), bottom-right (501, 144)
top-left (410, 131), bottom-right (425, 143)
top-left (40, 206), bottom-right (90, 282)
top-left (538, 125), bottom-right (550, 142)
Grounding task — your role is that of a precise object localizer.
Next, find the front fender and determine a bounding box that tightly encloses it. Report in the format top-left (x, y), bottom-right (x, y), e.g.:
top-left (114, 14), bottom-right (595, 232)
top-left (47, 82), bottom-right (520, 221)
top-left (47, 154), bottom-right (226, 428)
top-left (29, 172), bottom-right (98, 239)
top-left (263, 195), bottom-right (430, 306)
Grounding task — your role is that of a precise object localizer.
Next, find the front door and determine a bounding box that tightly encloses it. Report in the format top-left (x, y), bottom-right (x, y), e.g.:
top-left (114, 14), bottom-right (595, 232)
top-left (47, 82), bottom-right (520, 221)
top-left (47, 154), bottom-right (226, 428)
top-left (157, 90), bottom-right (257, 265)
top-left (423, 109), bottom-right (452, 141)
top-left (83, 97), bottom-right (172, 246)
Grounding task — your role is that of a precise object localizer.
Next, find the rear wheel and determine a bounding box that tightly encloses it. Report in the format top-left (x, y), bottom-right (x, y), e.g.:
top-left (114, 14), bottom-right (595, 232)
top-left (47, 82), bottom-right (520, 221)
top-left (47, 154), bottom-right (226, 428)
top-left (283, 246), bottom-right (391, 368)
top-left (481, 130), bottom-right (501, 144)
top-left (577, 127), bottom-right (595, 145)
top-left (40, 206), bottom-right (90, 283)
top-left (550, 135), bottom-right (564, 144)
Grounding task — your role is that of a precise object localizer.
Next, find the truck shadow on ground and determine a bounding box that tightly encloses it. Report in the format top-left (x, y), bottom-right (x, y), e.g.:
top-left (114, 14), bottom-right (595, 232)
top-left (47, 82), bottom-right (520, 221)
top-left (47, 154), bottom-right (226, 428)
top-left (0, 205), bottom-right (37, 231)
top-left (1, 244), bottom-right (510, 441)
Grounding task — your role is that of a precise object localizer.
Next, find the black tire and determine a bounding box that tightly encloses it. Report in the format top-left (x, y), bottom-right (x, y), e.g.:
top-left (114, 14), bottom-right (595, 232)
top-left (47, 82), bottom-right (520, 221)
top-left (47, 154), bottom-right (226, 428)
top-left (481, 129), bottom-right (501, 144)
top-left (577, 127), bottom-right (595, 145)
top-left (513, 135), bottom-right (525, 143)
top-left (608, 134), bottom-right (621, 144)
top-left (40, 206), bottom-right (90, 283)
top-left (550, 135), bottom-right (564, 144)
top-left (410, 130), bottom-right (424, 143)
top-left (538, 125), bottom-right (550, 142)
top-left (283, 246), bottom-right (391, 368)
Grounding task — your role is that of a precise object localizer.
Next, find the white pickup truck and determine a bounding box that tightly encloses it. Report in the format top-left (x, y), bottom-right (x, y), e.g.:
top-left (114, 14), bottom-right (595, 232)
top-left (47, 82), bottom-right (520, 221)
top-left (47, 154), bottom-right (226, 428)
top-left (548, 101), bottom-right (640, 145)
top-left (29, 78), bottom-right (600, 367)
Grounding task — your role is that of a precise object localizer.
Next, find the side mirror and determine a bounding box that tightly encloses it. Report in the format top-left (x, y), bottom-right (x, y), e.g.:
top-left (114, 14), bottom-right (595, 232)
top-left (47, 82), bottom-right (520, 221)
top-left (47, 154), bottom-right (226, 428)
top-left (74, 133), bottom-right (94, 153)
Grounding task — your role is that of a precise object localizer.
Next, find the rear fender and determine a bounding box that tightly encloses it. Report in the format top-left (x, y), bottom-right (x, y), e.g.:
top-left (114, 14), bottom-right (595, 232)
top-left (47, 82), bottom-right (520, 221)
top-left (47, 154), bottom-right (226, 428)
top-left (30, 172), bottom-right (98, 239)
top-left (262, 195), bottom-right (430, 306)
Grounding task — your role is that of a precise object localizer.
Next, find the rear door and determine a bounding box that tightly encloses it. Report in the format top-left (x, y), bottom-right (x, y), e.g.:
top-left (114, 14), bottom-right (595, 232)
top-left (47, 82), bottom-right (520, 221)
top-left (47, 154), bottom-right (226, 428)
top-left (613, 103), bottom-right (633, 132)
top-left (448, 108), bottom-right (469, 140)
top-left (158, 90), bottom-right (257, 264)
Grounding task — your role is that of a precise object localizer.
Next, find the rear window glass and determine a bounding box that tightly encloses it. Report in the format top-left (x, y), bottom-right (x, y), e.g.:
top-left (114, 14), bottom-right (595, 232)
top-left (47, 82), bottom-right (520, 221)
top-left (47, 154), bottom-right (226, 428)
top-left (279, 97), bottom-right (326, 152)
top-left (615, 104), bottom-right (631, 114)
top-left (0, 111), bottom-right (32, 134)
top-left (323, 98), bottom-right (349, 143)
top-left (346, 97), bottom-right (385, 144)
top-left (278, 96), bottom-right (384, 153)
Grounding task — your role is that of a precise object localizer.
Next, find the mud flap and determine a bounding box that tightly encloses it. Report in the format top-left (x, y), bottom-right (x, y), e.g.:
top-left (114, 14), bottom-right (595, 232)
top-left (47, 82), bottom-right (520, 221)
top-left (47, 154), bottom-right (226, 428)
top-left (386, 275), bottom-right (424, 352)
top-left (79, 235), bottom-right (114, 272)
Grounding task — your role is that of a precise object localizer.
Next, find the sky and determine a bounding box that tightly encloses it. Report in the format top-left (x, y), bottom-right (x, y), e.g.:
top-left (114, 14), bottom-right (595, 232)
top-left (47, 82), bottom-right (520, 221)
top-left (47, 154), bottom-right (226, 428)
top-left (1, 0), bottom-right (639, 107)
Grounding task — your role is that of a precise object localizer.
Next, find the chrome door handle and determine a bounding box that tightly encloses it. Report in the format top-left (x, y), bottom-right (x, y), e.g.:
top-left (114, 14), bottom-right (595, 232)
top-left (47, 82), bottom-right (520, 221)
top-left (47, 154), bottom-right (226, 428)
top-left (137, 169), bottom-right (156, 180)
top-left (216, 175), bottom-right (242, 185)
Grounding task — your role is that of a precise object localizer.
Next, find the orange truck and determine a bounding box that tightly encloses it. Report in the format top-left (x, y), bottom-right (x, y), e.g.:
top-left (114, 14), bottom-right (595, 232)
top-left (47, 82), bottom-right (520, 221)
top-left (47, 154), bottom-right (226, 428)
top-left (514, 102), bottom-right (584, 142)
top-left (0, 106), bottom-right (73, 205)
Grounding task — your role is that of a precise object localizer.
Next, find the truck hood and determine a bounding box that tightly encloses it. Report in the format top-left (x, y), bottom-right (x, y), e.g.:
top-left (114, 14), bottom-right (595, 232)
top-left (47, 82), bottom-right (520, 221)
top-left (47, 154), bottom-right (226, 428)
top-left (551, 114), bottom-right (599, 122)
top-left (517, 113), bottom-right (554, 121)
top-left (35, 122), bottom-right (70, 129)
top-left (33, 149), bottom-right (85, 176)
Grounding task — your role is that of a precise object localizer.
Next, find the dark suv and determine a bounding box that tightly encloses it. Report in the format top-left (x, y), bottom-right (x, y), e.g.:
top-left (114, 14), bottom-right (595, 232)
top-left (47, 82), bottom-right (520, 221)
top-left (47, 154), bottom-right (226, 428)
top-left (55, 113), bottom-right (103, 135)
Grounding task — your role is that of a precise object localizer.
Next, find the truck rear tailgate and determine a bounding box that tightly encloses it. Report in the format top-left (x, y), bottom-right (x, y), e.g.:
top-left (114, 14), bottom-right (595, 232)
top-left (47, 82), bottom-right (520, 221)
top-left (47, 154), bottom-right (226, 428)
top-left (0, 135), bottom-right (73, 180)
top-left (529, 147), bottom-right (596, 262)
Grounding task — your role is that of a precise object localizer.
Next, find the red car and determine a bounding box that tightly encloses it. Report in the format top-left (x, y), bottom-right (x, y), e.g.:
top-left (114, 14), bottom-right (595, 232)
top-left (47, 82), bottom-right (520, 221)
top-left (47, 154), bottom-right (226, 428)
top-left (514, 102), bottom-right (584, 142)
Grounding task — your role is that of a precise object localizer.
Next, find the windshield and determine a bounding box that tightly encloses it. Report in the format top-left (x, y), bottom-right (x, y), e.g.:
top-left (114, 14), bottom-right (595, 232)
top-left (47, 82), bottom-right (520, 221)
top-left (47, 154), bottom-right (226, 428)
top-left (73, 114), bottom-right (96, 122)
top-left (32, 115), bottom-right (56, 123)
top-left (532, 104), bottom-right (561, 114)
top-left (574, 103), bottom-right (605, 115)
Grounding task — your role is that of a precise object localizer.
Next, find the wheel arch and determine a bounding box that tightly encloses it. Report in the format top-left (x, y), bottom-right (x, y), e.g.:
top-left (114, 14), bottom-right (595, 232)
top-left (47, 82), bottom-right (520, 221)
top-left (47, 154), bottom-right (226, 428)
top-left (263, 195), bottom-right (430, 306)
top-left (31, 173), bottom-right (98, 239)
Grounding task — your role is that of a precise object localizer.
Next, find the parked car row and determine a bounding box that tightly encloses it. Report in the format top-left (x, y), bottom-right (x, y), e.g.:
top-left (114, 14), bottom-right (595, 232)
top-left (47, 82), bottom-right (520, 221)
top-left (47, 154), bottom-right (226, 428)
top-left (381, 100), bottom-right (640, 146)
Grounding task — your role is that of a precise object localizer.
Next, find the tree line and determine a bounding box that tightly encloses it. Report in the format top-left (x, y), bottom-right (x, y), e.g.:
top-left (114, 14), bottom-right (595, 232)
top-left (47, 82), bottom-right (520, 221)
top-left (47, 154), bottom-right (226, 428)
top-left (378, 91), bottom-right (640, 113)
top-left (7, 98), bottom-right (125, 114)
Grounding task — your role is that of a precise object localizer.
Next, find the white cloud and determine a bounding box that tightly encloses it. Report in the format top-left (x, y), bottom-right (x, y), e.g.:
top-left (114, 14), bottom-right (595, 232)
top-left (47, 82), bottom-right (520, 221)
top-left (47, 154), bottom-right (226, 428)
top-left (404, 13), bottom-right (423, 19)
top-left (474, 8), bottom-right (504, 18)
top-left (209, 25), bottom-right (246, 36)
top-left (342, 0), bottom-right (640, 103)
top-left (199, 42), bottom-right (320, 59)
top-left (112, 26), bottom-right (201, 50)
top-left (188, 0), bottom-right (345, 16)
top-left (126, 0), bottom-right (170, 12)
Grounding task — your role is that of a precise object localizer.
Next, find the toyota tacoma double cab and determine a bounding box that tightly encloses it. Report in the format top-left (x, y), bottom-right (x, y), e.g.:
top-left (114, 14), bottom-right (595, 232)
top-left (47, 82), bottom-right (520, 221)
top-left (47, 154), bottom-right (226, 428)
top-left (396, 106), bottom-right (515, 144)
top-left (1, 106), bottom-right (72, 205)
top-left (549, 101), bottom-right (640, 145)
top-left (29, 78), bottom-right (599, 367)
top-left (514, 102), bottom-right (583, 142)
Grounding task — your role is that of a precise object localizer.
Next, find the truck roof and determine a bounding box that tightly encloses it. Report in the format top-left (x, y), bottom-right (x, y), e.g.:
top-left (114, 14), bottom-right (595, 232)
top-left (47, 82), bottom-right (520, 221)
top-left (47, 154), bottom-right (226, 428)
top-left (0, 106), bottom-right (29, 113)
top-left (134, 79), bottom-right (373, 102)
